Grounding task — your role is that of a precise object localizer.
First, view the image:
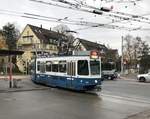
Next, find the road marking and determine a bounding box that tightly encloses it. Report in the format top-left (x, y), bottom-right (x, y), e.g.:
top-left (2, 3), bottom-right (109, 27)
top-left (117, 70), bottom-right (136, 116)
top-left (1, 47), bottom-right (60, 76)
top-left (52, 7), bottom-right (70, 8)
top-left (124, 81), bottom-right (150, 85)
top-left (104, 80), bottom-right (150, 86)
top-left (117, 79), bottom-right (150, 85)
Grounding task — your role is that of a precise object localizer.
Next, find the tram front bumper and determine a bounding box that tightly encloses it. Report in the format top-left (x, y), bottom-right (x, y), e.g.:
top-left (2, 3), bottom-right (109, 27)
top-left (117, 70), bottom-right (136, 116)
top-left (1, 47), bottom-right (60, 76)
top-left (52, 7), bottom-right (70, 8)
top-left (83, 84), bottom-right (102, 91)
top-left (94, 85), bottom-right (102, 91)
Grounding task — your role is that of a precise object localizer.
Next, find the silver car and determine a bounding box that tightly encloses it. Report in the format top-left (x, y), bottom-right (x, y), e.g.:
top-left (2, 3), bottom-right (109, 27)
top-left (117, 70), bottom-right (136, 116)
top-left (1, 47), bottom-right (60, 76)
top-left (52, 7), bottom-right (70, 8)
top-left (137, 72), bottom-right (150, 82)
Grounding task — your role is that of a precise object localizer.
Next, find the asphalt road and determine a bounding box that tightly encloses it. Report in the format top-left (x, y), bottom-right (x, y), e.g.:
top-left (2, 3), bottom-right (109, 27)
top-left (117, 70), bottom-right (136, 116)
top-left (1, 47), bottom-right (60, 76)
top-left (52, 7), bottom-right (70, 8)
top-left (0, 78), bottom-right (150, 119)
top-left (102, 79), bottom-right (150, 100)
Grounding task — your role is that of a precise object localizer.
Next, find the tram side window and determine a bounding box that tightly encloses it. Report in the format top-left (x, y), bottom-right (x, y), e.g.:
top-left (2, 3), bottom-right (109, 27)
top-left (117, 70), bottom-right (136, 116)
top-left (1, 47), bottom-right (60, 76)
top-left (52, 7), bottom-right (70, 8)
top-left (78, 60), bottom-right (89, 75)
top-left (46, 61), bottom-right (51, 72)
top-left (59, 61), bottom-right (66, 73)
top-left (52, 61), bottom-right (58, 72)
top-left (40, 62), bottom-right (46, 73)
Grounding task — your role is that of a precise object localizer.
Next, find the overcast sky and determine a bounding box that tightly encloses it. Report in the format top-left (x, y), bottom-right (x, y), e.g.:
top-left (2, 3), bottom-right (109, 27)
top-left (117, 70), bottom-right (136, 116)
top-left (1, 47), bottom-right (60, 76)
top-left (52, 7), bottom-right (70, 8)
top-left (0, 0), bottom-right (150, 54)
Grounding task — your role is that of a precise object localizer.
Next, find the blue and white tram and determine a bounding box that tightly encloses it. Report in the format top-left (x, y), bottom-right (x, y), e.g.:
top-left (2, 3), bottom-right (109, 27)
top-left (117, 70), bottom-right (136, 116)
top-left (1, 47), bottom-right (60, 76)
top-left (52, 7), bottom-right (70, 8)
top-left (30, 53), bottom-right (102, 91)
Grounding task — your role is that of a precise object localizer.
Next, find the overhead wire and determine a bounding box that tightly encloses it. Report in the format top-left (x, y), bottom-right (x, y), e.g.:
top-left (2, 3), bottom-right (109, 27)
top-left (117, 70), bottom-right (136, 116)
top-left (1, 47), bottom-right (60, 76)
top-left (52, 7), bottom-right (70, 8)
top-left (29, 0), bottom-right (150, 25)
top-left (104, 0), bottom-right (141, 4)
top-left (29, 0), bottom-right (150, 31)
top-left (54, 0), bottom-right (150, 30)
top-left (1, 0), bottom-right (149, 31)
top-left (52, 0), bottom-right (149, 31)
top-left (0, 9), bottom-right (133, 31)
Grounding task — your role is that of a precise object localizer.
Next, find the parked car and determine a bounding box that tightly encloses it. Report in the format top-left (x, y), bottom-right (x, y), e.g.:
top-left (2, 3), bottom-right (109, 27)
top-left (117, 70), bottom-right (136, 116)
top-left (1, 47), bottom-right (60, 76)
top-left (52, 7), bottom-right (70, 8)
top-left (102, 69), bottom-right (118, 80)
top-left (137, 72), bottom-right (150, 82)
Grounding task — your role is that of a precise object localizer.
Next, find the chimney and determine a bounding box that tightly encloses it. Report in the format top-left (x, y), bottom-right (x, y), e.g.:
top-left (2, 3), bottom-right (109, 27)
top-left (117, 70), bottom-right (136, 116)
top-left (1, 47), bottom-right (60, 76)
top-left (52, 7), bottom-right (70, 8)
top-left (50, 27), bottom-right (51, 31)
top-left (40, 24), bottom-right (42, 29)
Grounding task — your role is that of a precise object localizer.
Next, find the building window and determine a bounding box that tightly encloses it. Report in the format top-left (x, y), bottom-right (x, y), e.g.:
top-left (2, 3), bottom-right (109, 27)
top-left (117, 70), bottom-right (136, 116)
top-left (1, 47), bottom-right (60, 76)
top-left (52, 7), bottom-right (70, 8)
top-left (18, 46), bottom-right (23, 50)
top-left (22, 35), bottom-right (33, 43)
top-left (54, 46), bottom-right (57, 51)
top-left (49, 45), bottom-right (53, 50)
top-left (46, 45), bottom-right (49, 49)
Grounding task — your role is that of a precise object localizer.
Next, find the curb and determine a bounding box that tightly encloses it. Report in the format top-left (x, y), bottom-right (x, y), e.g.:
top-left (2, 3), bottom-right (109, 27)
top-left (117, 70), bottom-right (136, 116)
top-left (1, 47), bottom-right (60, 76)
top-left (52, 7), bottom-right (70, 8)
top-left (119, 76), bottom-right (136, 80)
top-left (0, 87), bottom-right (50, 93)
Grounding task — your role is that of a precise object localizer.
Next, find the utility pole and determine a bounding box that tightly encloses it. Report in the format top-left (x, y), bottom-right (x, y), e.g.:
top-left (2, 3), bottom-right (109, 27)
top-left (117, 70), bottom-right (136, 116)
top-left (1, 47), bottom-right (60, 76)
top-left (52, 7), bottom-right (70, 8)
top-left (121, 36), bottom-right (124, 74)
top-left (9, 55), bottom-right (12, 88)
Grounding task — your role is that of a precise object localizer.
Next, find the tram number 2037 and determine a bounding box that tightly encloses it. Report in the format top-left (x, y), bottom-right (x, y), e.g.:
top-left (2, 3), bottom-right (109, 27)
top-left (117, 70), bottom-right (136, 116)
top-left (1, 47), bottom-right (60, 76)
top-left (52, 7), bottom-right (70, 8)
top-left (30, 52), bottom-right (102, 91)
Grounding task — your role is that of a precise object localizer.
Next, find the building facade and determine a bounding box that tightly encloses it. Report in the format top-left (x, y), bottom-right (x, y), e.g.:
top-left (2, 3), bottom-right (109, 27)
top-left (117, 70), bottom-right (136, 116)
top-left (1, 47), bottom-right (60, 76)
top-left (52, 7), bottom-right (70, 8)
top-left (0, 31), bottom-right (8, 50)
top-left (17, 24), bottom-right (63, 72)
top-left (0, 31), bottom-right (8, 74)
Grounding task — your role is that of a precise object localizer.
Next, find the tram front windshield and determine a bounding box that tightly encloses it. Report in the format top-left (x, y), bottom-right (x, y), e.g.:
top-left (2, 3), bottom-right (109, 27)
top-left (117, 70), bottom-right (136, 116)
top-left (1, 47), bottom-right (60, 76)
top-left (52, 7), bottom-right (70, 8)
top-left (90, 60), bottom-right (100, 75)
top-left (78, 60), bottom-right (89, 75)
top-left (78, 60), bottom-right (100, 76)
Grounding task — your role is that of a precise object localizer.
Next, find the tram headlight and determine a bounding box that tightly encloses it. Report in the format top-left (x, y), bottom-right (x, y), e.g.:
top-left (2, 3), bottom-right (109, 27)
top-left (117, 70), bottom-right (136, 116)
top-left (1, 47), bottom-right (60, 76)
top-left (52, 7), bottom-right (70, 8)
top-left (95, 80), bottom-right (98, 83)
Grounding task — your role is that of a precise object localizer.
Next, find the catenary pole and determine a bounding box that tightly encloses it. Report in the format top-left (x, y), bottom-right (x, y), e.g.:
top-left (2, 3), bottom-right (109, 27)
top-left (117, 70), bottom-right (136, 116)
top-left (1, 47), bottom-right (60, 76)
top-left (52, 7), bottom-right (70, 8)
top-left (121, 36), bottom-right (124, 74)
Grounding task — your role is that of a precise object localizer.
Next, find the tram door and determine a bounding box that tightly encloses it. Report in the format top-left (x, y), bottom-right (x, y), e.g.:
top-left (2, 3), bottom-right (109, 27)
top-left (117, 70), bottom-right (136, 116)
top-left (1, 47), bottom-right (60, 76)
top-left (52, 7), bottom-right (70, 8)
top-left (67, 62), bottom-right (76, 88)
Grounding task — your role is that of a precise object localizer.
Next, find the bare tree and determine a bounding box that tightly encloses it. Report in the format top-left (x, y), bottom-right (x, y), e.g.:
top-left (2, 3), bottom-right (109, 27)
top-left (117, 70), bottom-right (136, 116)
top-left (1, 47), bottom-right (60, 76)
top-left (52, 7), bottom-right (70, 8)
top-left (53, 24), bottom-right (72, 36)
top-left (53, 24), bottom-right (76, 55)
top-left (123, 35), bottom-right (147, 72)
top-left (123, 35), bottom-right (133, 70)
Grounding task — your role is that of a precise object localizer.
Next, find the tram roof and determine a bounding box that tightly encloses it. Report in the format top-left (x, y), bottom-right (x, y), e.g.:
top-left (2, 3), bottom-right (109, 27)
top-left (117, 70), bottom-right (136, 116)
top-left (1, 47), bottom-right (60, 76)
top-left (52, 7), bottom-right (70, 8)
top-left (37, 55), bottom-right (89, 58)
top-left (36, 55), bottom-right (101, 61)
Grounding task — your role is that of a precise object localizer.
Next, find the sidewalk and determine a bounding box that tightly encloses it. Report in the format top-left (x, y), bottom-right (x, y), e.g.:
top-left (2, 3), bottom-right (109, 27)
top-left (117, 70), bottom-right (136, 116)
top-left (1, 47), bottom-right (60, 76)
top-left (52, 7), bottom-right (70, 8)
top-left (125, 109), bottom-right (150, 119)
top-left (0, 75), bottom-right (49, 93)
top-left (120, 73), bottom-right (137, 80)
